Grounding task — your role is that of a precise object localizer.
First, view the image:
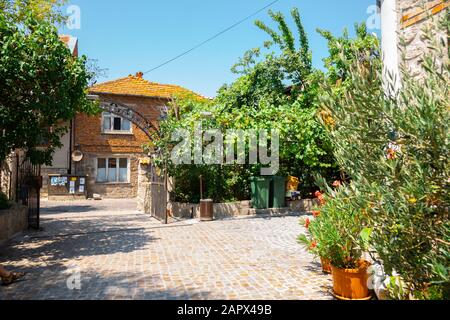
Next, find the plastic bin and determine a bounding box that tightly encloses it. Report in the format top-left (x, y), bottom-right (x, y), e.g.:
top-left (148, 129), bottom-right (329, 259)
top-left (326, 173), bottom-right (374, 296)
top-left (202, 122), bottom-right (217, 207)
top-left (272, 176), bottom-right (287, 208)
top-left (251, 176), bottom-right (286, 209)
top-left (250, 177), bottom-right (271, 209)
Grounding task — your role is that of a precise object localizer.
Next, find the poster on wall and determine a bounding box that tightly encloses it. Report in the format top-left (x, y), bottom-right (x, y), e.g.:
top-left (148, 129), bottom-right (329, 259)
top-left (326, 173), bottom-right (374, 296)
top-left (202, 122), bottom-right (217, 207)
top-left (50, 177), bottom-right (58, 186)
top-left (80, 178), bottom-right (85, 185)
top-left (69, 187), bottom-right (75, 194)
top-left (79, 185), bottom-right (85, 193)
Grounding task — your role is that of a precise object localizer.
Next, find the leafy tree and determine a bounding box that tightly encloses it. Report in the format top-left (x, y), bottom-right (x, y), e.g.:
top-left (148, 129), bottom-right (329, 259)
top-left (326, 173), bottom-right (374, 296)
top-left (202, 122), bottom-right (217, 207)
top-left (0, 0), bottom-right (67, 24)
top-left (214, 8), bottom-right (338, 193)
top-left (317, 23), bottom-right (379, 88)
top-left (0, 10), bottom-right (97, 164)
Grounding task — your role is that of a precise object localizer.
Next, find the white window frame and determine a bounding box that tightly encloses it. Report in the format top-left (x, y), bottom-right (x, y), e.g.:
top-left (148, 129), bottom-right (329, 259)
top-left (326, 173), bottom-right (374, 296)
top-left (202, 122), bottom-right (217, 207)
top-left (101, 112), bottom-right (133, 135)
top-left (95, 156), bottom-right (131, 184)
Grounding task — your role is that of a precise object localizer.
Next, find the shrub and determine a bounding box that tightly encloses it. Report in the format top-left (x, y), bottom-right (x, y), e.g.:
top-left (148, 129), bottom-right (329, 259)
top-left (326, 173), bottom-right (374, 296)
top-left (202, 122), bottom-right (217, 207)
top-left (0, 191), bottom-right (11, 210)
top-left (298, 181), bottom-right (370, 269)
top-left (319, 15), bottom-right (449, 298)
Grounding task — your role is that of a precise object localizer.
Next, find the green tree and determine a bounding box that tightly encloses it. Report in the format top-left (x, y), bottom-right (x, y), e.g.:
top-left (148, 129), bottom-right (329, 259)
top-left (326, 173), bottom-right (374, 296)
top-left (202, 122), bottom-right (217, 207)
top-left (0, 10), bottom-right (97, 164)
top-left (214, 8), bottom-right (337, 192)
top-left (0, 0), bottom-right (67, 24)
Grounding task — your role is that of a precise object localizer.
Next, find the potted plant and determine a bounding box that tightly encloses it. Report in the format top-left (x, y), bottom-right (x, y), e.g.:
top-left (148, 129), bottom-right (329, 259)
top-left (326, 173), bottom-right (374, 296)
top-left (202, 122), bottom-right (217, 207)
top-left (299, 182), bottom-right (373, 300)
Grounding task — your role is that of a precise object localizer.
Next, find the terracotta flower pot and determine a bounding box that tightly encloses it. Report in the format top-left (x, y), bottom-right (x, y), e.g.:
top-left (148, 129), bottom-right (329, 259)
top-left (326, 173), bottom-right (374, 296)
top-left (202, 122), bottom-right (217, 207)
top-left (321, 257), bottom-right (332, 274)
top-left (331, 261), bottom-right (372, 300)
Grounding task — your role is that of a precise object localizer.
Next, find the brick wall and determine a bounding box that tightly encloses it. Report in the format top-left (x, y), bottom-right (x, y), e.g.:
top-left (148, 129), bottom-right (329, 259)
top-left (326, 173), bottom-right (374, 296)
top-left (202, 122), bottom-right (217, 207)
top-left (73, 94), bottom-right (169, 198)
top-left (75, 93), bottom-right (167, 154)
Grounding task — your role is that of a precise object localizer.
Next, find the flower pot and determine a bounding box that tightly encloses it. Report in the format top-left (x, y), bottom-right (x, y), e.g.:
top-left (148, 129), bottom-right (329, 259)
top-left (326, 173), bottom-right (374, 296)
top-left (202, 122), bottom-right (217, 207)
top-left (321, 257), bottom-right (332, 274)
top-left (331, 261), bottom-right (372, 300)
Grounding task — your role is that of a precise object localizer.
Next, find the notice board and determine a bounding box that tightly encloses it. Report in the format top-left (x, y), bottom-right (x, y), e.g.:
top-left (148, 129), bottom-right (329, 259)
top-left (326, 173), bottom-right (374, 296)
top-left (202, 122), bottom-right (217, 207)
top-left (48, 175), bottom-right (87, 198)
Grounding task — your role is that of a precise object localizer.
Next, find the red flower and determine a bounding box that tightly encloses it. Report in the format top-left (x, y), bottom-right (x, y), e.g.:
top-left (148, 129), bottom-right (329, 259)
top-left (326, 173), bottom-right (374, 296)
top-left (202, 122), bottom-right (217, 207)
top-left (309, 240), bottom-right (318, 249)
top-left (312, 210), bottom-right (321, 218)
top-left (318, 196), bottom-right (326, 206)
top-left (305, 218), bottom-right (311, 229)
top-left (314, 191), bottom-right (322, 198)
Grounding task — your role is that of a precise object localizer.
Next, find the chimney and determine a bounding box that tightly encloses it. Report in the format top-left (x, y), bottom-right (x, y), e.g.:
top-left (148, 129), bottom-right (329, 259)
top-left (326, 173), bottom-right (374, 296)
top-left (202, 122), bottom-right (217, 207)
top-left (135, 71), bottom-right (144, 78)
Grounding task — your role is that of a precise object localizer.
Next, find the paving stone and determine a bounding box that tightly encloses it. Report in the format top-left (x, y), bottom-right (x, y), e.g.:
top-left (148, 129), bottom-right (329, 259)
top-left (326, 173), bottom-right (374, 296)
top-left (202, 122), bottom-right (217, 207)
top-left (0, 199), bottom-right (332, 300)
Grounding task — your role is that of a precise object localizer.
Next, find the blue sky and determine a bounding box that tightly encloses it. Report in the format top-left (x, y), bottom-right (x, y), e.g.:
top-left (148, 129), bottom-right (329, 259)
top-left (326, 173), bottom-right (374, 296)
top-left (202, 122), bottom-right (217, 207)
top-left (59, 0), bottom-right (378, 97)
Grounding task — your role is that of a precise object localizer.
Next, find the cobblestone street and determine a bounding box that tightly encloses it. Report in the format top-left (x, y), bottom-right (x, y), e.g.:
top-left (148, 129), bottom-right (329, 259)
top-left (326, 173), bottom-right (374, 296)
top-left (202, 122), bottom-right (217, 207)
top-left (0, 200), bottom-right (332, 300)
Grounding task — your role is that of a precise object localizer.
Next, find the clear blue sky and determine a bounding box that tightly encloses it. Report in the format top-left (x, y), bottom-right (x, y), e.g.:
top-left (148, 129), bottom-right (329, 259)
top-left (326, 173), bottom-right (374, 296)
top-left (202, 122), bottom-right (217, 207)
top-left (59, 0), bottom-right (377, 97)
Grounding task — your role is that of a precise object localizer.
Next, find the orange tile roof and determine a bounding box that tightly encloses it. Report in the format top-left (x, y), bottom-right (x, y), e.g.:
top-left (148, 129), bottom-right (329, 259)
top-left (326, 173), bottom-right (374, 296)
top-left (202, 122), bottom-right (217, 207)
top-left (89, 72), bottom-right (207, 101)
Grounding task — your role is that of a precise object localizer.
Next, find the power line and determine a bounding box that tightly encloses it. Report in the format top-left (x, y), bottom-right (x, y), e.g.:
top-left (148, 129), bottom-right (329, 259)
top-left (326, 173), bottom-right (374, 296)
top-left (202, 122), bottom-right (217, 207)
top-left (142, 0), bottom-right (281, 74)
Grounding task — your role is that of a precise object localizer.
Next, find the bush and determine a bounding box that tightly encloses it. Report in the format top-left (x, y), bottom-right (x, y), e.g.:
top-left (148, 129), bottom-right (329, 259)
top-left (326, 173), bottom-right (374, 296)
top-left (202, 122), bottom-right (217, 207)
top-left (298, 181), bottom-right (369, 269)
top-left (319, 15), bottom-right (449, 298)
top-left (0, 191), bottom-right (11, 210)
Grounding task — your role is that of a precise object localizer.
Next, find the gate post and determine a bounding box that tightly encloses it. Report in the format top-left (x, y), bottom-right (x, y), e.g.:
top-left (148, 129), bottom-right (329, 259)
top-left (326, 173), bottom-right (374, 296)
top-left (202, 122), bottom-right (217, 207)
top-left (137, 158), bottom-right (151, 213)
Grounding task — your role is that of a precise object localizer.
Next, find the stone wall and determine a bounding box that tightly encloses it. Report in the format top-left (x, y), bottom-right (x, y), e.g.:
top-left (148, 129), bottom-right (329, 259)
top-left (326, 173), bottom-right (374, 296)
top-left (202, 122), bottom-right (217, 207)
top-left (169, 199), bottom-right (316, 220)
top-left (398, 0), bottom-right (449, 77)
top-left (0, 204), bottom-right (27, 244)
top-left (0, 157), bottom-right (14, 200)
top-left (137, 162), bottom-right (151, 212)
top-left (287, 199), bottom-right (318, 213)
top-left (169, 201), bottom-right (253, 219)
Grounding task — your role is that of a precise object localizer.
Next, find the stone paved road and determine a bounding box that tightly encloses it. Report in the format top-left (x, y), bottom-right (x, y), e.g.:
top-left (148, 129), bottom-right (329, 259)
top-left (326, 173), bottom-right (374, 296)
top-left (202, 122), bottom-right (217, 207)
top-left (0, 199), bottom-right (332, 300)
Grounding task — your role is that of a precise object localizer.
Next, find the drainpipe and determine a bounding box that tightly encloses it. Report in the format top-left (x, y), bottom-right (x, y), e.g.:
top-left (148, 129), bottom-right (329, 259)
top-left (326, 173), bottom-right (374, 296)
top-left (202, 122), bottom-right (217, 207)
top-left (380, 0), bottom-right (401, 94)
top-left (68, 118), bottom-right (74, 175)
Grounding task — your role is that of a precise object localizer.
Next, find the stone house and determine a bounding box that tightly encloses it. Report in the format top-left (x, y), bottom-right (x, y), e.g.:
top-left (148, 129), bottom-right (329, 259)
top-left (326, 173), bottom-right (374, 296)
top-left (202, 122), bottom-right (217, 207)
top-left (70, 72), bottom-right (204, 199)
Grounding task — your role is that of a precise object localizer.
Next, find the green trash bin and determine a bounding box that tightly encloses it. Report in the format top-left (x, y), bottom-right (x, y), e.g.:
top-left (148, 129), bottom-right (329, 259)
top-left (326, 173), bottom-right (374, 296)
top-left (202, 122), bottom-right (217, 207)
top-left (272, 176), bottom-right (287, 208)
top-left (250, 177), bottom-right (271, 209)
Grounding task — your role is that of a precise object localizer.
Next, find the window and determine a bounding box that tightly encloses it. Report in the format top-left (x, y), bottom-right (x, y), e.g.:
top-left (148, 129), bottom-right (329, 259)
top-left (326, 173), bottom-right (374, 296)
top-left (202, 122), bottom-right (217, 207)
top-left (96, 157), bottom-right (129, 183)
top-left (102, 112), bottom-right (132, 133)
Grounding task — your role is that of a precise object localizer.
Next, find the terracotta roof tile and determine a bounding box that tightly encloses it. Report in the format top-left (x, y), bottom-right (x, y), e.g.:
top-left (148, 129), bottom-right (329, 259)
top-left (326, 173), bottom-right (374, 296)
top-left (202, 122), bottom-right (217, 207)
top-left (89, 73), bottom-right (207, 101)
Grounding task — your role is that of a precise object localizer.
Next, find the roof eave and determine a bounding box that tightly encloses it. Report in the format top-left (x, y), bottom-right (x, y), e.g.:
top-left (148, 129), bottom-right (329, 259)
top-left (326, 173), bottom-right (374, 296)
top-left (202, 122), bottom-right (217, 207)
top-left (88, 90), bottom-right (172, 100)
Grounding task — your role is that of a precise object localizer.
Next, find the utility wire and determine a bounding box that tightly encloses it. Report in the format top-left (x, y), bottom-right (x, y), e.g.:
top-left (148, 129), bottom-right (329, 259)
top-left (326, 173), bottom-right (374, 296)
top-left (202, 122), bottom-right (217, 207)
top-left (142, 0), bottom-right (281, 74)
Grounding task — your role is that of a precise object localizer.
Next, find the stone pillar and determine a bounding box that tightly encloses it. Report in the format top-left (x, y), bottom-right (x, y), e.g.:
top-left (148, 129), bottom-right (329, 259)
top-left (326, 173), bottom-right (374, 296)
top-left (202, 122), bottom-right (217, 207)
top-left (137, 159), bottom-right (151, 212)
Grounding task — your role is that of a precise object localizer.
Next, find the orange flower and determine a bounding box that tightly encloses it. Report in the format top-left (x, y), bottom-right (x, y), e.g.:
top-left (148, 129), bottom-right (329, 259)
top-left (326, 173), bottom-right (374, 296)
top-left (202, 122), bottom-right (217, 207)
top-left (314, 191), bottom-right (322, 198)
top-left (309, 240), bottom-right (318, 249)
top-left (386, 148), bottom-right (397, 160)
top-left (305, 218), bottom-right (311, 229)
top-left (312, 210), bottom-right (321, 218)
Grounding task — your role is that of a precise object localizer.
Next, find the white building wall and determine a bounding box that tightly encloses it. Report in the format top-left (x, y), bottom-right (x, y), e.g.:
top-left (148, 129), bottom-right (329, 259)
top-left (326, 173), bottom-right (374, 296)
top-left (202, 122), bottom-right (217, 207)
top-left (380, 0), bottom-right (401, 93)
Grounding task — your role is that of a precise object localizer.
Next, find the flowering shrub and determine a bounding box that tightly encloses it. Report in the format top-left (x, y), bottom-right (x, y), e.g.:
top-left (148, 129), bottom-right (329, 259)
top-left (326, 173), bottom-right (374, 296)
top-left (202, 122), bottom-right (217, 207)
top-left (299, 181), bottom-right (369, 269)
top-left (318, 15), bottom-right (449, 299)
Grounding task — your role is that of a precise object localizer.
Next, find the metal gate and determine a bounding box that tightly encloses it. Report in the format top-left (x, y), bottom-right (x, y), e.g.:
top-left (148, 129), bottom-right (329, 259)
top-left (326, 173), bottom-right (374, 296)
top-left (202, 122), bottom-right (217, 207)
top-left (17, 156), bottom-right (42, 230)
top-left (148, 164), bottom-right (168, 224)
